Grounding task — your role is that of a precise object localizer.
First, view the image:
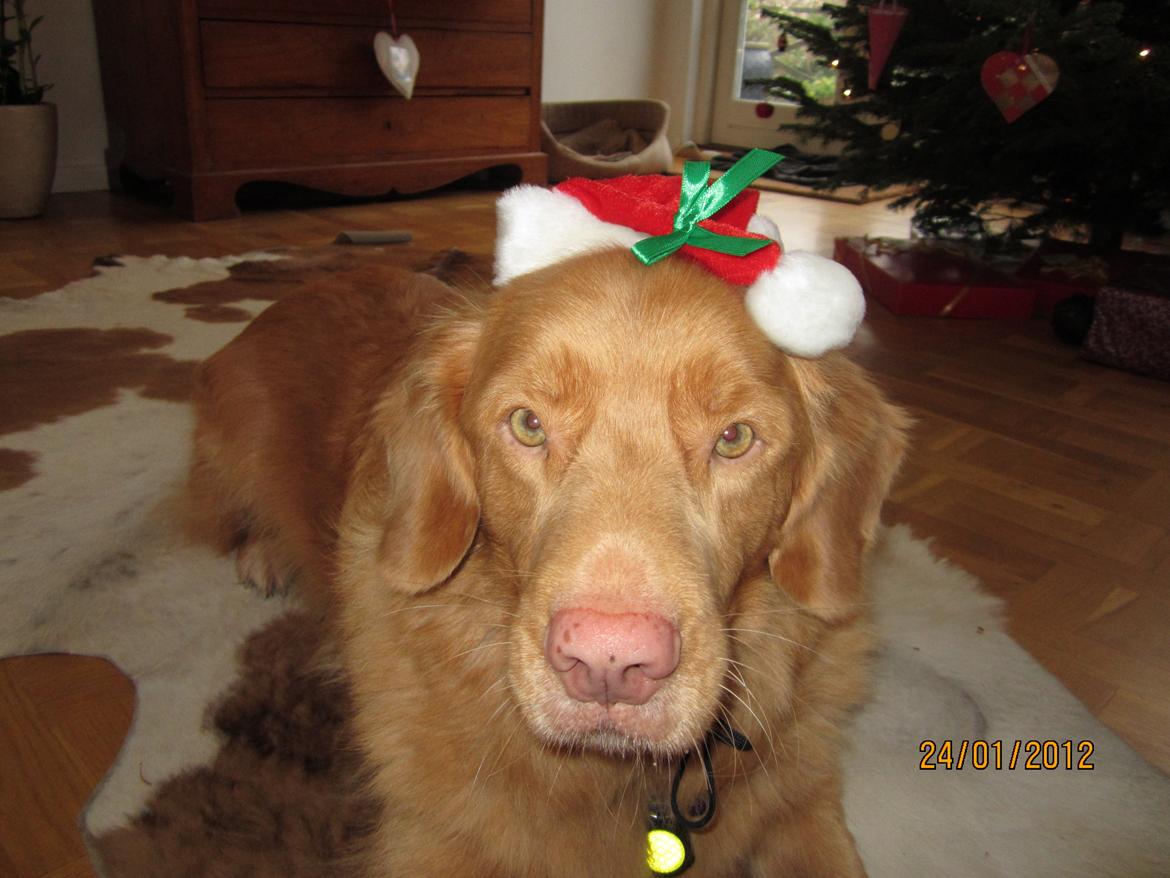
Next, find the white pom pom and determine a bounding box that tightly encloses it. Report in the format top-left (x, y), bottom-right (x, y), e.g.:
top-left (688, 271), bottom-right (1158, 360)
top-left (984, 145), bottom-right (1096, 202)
top-left (747, 213), bottom-right (783, 246)
top-left (743, 251), bottom-right (865, 358)
top-left (493, 186), bottom-right (645, 285)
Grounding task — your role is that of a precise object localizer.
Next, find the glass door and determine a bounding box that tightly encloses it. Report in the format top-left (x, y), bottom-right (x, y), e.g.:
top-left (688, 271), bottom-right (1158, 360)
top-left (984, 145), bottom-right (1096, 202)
top-left (709, 0), bottom-right (841, 149)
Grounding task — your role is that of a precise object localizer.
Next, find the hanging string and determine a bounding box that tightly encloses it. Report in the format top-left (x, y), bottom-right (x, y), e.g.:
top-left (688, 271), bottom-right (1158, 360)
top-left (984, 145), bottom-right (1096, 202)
top-left (386, 0), bottom-right (399, 39)
top-left (1021, 12), bottom-right (1036, 55)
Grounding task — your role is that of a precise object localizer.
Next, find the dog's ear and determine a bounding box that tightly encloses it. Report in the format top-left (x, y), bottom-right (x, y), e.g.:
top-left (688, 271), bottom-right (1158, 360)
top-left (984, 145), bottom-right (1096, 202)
top-left (346, 312), bottom-right (482, 594)
top-left (768, 354), bottom-right (909, 620)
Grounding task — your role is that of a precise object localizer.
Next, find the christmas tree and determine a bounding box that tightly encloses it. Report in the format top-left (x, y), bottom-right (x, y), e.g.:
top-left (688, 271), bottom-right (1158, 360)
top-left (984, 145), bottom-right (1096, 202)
top-left (761, 0), bottom-right (1170, 250)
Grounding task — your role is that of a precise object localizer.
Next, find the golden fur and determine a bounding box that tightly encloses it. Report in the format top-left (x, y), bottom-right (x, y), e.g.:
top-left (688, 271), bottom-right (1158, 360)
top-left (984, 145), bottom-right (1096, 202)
top-left (186, 248), bottom-right (908, 877)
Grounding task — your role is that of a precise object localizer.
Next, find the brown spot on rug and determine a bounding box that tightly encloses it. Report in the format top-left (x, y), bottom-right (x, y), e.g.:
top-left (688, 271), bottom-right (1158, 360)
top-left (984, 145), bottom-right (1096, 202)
top-left (93, 611), bottom-right (381, 877)
top-left (0, 328), bottom-right (196, 436)
top-left (0, 448), bottom-right (37, 491)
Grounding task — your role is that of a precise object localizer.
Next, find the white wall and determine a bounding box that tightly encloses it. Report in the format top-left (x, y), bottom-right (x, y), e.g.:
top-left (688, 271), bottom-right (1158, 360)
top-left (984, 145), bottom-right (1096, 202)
top-left (27, 0), bottom-right (109, 193)
top-left (649, 0), bottom-right (720, 147)
top-left (542, 0), bottom-right (712, 147)
top-left (541, 0), bottom-right (657, 102)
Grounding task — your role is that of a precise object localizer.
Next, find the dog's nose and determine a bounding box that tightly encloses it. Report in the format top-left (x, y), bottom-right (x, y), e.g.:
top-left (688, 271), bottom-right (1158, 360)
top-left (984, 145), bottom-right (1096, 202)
top-left (545, 609), bottom-right (680, 706)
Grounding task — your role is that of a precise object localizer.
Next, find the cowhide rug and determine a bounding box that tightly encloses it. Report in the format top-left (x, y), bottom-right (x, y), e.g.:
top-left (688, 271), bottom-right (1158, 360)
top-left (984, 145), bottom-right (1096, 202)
top-left (1, 250), bottom-right (1168, 878)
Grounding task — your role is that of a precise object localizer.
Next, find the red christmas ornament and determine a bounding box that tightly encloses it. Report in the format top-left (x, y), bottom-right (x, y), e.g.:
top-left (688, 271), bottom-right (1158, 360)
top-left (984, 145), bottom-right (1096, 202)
top-left (981, 51), bottom-right (1060, 123)
top-left (755, 102), bottom-right (775, 119)
top-left (867, 2), bottom-right (908, 90)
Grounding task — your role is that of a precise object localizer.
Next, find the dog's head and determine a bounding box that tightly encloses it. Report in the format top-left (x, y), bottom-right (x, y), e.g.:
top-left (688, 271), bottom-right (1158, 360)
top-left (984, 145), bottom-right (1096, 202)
top-left (363, 249), bottom-right (905, 758)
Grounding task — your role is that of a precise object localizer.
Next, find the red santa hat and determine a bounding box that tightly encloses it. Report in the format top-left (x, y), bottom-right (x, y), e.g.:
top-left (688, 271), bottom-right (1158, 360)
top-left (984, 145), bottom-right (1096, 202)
top-left (493, 149), bottom-right (865, 359)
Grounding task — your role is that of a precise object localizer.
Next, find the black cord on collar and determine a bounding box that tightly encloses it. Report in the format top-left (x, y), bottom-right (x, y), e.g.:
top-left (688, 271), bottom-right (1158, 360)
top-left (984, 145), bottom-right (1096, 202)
top-left (646, 717), bottom-right (754, 876)
top-left (671, 715), bottom-right (754, 830)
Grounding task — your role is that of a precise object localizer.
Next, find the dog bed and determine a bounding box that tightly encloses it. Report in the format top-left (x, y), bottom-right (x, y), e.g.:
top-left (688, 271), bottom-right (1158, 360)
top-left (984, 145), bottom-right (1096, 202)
top-left (541, 99), bottom-right (673, 182)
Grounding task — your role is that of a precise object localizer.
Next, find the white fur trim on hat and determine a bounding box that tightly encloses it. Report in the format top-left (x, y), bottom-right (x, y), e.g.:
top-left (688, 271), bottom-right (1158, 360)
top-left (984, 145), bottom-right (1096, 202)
top-left (493, 185), bottom-right (645, 285)
top-left (746, 213), bottom-right (783, 246)
top-left (744, 251), bottom-right (865, 358)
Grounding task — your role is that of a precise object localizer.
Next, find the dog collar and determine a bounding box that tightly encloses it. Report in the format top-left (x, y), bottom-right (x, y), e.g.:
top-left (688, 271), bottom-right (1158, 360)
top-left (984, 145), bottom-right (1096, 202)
top-left (646, 717), bottom-right (754, 876)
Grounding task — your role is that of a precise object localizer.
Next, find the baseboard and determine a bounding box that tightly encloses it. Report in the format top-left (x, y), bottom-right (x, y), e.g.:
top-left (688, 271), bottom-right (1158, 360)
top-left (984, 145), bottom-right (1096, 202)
top-left (52, 162), bottom-right (109, 194)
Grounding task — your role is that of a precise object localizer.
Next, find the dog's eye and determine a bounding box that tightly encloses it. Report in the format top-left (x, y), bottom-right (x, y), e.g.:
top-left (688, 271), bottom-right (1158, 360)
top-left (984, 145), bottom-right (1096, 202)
top-left (509, 408), bottom-right (547, 447)
top-left (714, 423), bottom-right (754, 459)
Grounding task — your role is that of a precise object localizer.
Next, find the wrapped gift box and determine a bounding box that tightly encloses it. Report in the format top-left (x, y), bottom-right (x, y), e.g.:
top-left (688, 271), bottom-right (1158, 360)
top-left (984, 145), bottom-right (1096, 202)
top-left (1082, 285), bottom-right (1170, 381)
top-left (834, 236), bottom-right (1035, 318)
top-left (1016, 240), bottom-right (1170, 313)
top-left (1014, 245), bottom-right (1110, 312)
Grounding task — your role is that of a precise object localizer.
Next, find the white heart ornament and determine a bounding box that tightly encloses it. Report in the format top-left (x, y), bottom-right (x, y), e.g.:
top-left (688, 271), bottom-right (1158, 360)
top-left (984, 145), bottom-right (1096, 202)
top-left (374, 31), bottom-right (420, 100)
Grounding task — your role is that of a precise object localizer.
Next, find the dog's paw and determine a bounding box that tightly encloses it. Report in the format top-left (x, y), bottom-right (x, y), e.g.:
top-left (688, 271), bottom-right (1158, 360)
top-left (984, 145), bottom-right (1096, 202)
top-left (235, 535), bottom-right (296, 597)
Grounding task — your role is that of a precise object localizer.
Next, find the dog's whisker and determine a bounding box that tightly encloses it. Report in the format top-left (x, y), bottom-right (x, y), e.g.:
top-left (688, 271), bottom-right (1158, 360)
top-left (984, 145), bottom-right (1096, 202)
top-left (375, 602), bottom-right (478, 619)
top-left (481, 691), bottom-right (515, 728)
top-left (722, 706), bottom-right (764, 819)
top-left (783, 687), bottom-right (841, 736)
top-left (723, 650), bottom-right (794, 758)
top-left (725, 634), bottom-right (831, 706)
top-left (721, 627), bottom-right (829, 659)
top-left (613, 750), bottom-right (636, 826)
top-left (725, 660), bottom-right (784, 768)
top-left (718, 682), bottom-right (775, 771)
top-left (486, 565), bottom-right (540, 579)
top-left (725, 661), bottom-right (749, 690)
top-left (546, 744), bottom-right (570, 804)
top-left (443, 592), bottom-right (521, 617)
top-left (471, 702), bottom-right (521, 794)
top-left (446, 639), bottom-right (512, 663)
top-left (725, 655), bottom-right (769, 677)
top-left (474, 675), bottom-right (509, 700)
top-left (484, 750), bottom-right (528, 781)
top-left (725, 655), bottom-right (790, 699)
top-left (724, 632), bottom-right (785, 672)
top-left (626, 752), bottom-right (649, 832)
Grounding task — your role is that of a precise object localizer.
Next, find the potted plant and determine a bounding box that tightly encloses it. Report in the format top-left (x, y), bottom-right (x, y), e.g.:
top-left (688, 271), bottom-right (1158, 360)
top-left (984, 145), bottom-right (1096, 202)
top-left (1, 0), bottom-right (55, 218)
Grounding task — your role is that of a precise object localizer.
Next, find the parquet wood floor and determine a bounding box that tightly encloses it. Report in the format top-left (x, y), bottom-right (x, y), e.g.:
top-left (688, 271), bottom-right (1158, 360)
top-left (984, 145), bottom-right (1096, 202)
top-left (2, 187), bottom-right (1167, 878)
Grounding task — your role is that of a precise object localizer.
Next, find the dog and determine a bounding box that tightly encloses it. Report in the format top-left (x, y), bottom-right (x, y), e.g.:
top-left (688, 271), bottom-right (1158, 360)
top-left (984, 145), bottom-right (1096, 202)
top-left (185, 247), bottom-right (907, 877)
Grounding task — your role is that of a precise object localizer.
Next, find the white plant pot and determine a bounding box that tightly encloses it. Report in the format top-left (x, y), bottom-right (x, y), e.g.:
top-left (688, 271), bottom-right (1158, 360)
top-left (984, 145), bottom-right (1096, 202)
top-left (0, 102), bottom-right (58, 219)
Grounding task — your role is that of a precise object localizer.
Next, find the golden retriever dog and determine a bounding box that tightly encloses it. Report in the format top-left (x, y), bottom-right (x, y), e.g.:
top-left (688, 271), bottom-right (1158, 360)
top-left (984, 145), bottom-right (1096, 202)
top-left (186, 247), bottom-right (907, 877)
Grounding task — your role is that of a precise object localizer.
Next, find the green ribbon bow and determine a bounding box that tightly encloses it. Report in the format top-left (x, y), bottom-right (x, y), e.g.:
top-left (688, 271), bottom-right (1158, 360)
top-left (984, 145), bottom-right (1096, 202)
top-left (631, 148), bottom-right (785, 267)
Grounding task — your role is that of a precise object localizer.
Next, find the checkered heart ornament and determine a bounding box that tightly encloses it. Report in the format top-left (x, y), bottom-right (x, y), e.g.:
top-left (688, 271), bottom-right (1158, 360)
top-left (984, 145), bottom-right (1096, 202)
top-left (981, 50), bottom-right (1060, 123)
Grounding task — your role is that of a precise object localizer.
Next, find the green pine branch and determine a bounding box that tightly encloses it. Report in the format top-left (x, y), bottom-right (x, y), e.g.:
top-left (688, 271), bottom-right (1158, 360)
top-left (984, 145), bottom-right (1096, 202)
top-left (754, 0), bottom-right (1169, 248)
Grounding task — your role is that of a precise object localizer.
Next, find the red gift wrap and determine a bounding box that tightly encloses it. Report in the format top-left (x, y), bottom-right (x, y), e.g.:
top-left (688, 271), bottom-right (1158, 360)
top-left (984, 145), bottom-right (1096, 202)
top-left (834, 236), bottom-right (1035, 318)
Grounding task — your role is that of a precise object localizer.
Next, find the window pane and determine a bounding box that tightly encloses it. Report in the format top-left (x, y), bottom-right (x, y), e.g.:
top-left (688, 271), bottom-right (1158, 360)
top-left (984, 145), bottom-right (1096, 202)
top-left (740, 0), bottom-right (839, 104)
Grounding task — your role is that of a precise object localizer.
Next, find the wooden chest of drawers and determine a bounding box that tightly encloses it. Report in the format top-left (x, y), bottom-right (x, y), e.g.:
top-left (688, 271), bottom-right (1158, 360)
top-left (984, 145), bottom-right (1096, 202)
top-left (92, 0), bottom-right (546, 220)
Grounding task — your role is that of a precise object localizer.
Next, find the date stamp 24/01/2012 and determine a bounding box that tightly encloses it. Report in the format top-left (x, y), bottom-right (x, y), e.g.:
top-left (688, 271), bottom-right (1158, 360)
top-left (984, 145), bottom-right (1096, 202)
top-left (919, 739), bottom-right (1095, 771)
